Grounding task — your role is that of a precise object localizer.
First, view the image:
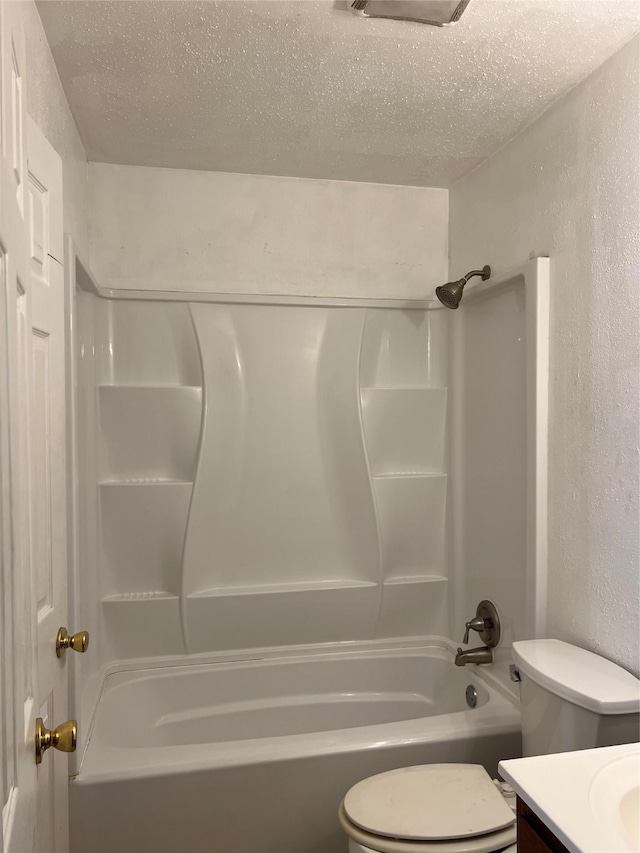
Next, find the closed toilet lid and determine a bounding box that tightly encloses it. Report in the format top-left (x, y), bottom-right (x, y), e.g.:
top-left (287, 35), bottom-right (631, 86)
top-left (343, 765), bottom-right (516, 841)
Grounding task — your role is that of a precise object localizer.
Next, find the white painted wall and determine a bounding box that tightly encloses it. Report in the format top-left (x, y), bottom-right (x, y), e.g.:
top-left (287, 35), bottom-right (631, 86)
top-left (450, 36), bottom-right (639, 676)
top-left (22, 1), bottom-right (89, 257)
top-left (88, 164), bottom-right (448, 299)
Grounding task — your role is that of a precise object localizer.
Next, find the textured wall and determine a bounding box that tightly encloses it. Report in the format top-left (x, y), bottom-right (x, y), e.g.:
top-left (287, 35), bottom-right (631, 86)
top-left (450, 37), bottom-right (640, 676)
top-left (21, 1), bottom-right (89, 257)
top-left (88, 163), bottom-right (448, 299)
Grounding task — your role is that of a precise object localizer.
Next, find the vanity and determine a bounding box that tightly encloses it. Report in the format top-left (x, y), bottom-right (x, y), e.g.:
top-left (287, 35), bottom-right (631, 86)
top-left (500, 742), bottom-right (640, 853)
top-left (516, 798), bottom-right (570, 853)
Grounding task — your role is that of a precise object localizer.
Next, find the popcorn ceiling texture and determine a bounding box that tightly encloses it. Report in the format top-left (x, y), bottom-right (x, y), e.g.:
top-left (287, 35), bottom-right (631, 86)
top-left (36, 0), bottom-right (639, 187)
top-left (450, 36), bottom-right (640, 677)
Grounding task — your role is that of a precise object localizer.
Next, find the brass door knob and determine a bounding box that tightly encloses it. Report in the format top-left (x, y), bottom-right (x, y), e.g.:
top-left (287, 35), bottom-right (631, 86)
top-left (56, 626), bottom-right (89, 658)
top-left (35, 717), bottom-right (77, 764)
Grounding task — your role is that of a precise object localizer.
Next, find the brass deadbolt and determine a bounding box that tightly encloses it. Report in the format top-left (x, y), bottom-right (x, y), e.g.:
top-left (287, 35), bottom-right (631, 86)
top-left (35, 717), bottom-right (77, 764)
top-left (56, 626), bottom-right (89, 658)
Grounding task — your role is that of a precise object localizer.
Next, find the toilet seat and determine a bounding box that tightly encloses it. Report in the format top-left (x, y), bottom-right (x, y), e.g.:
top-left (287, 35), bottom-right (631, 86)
top-left (339, 802), bottom-right (517, 853)
top-left (340, 764), bottom-right (516, 853)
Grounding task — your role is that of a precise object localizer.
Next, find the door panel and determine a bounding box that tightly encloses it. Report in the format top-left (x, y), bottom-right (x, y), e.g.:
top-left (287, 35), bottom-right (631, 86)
top-left (32, 328), bottom-right (54, 616)
top-left (1, 4), bottom-right (37, 851)
top-left (27, 118), bottom-right (68, 853)
top-left (0, 4), bottom-right (69, 850)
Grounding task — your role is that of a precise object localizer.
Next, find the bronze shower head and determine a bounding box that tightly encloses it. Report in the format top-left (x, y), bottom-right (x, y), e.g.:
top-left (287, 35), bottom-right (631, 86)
top-left (436, 265), bottom-right (491, 309)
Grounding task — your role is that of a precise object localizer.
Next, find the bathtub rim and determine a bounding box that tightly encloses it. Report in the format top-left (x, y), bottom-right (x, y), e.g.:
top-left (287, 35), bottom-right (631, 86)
top-left (75, 637), bottom-right (521, 784)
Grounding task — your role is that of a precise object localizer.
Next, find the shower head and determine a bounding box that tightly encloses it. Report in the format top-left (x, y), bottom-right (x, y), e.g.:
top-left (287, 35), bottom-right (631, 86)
top-left (435, 265), bottom-right (491, 309)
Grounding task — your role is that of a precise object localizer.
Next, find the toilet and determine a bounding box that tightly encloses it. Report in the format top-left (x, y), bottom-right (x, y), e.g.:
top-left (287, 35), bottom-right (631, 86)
top-left (340, 640), bottom-right (640, 853)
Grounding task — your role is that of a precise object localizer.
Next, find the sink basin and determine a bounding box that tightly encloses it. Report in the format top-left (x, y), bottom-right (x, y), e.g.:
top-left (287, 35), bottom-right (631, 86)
top-left (589, 752), bottom-right (640, 852)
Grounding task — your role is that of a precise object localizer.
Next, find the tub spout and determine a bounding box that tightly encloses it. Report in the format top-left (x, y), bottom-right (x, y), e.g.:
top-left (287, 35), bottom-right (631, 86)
top-left (455, 645), bottom-right (493, 666)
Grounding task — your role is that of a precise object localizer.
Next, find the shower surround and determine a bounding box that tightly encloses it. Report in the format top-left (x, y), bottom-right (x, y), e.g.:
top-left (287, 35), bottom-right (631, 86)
top-left (76, 278), bottom-right (451, 670)
top-left (67, 247), bottom-right (548, 853)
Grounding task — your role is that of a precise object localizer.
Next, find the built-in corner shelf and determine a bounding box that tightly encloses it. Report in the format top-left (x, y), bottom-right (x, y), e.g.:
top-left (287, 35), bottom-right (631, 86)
top-left (100, 479), bottom-right (193, 486)
top-left (98, 375), bottom-right (203, 611)
top-left (99, 385), bottom-right (202, 482)
top-left (97, 300), bottom-right (202, 388)
top-left (361, 387), bottom-right (447, 477)
top-left (101, 593), bottom-right (184, 659)
top-left (358, 322), bottom-right (448, 628)
top-left (383, 574), bottom-right (447, 586)
top-left (100, 481), bottom-right (192, 597)
top-left (359, 307), bottom-right (447, 390)
top-left (99, 383), bottom-right (202, 389)
top-left (94, 300), bottom-right (202, 660)
top-left (372, 472), bottom-right (445, 480)
top-left (360, 385), bottom-right (437, 390)
top-left (102, 591), bottom-right (178, 602)
top-left (376, 574), bottom-right (449, 639)
top-left (373, 472), bottom-right (446, 579)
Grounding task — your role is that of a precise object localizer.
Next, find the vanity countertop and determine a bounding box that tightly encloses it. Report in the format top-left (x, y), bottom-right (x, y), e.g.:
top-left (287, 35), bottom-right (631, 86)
top-left (499, 742), bottom-right (640, 853)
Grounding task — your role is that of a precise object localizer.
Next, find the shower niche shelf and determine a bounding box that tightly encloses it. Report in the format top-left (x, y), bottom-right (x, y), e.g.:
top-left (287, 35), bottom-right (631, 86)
top-left (358, 306), bottom-right (450, 637)
top-left (99, 478), bottom-right (193, 485)
top-left (101, 593), bottom-right (184, 659)
top-left (99, 383), bottom-right (202, 389)
top-left (372, 472), bottom-right (445, 479)
top-left (99, 480), bottom-right (192, 597)
top-left (97, 365), bottom-right (203, 644)
top-left (102, 591), bottom-right (178, 601)
top-left (359, 307), bottom-right (447, 389)
top-left (374, 474), bottom-right (447, 580)
top-left (96, 300), bottom-right (202, 387)
top-left (99, 385), bottom-right (202, 482)
top-left (376, 575), bottom-right (449, 638)
top-left (361, 387), bottom-right (446, 476)
top-left (383, 574), bottom-right (447, 585)
top-left (360, 385), bottom-right (435, 389)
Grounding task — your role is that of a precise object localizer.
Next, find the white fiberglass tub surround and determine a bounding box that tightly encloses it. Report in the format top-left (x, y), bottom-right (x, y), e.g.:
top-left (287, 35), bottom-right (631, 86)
top-left (71, 645), bottom-right (520, 853)
top-left (65, 256), bottom-right (549, 853)
top-left (68, 257), bottom-right (456, 771)
top-left (72, 275), bottom-right (452, 670)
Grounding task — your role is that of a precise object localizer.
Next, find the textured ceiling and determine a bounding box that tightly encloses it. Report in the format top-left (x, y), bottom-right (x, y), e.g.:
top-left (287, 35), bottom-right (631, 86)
top-left (37, 0), bottom-right (639, 187)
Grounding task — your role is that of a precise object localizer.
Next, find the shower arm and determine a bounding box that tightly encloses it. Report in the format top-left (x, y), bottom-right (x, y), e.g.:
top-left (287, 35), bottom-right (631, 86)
top-left (460, 268), bottom-right (490, 285)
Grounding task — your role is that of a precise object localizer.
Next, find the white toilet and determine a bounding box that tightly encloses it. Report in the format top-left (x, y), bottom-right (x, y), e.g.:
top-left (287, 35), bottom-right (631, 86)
top-left (339, 639), bottom-right (640, 853)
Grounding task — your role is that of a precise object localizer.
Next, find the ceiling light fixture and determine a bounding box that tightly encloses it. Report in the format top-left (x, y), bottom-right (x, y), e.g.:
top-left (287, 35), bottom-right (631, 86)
top-left (349, 0), bottom-right (471, 26)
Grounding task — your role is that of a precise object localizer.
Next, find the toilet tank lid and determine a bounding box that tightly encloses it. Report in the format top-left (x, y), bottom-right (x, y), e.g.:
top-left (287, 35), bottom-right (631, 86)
top-left (512, 640), bottom-right (640, 715)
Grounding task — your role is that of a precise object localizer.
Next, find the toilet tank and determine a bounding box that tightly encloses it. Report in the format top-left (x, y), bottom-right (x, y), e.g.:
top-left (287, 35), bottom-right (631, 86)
top-left (512, 640), bottom-right (640, 757)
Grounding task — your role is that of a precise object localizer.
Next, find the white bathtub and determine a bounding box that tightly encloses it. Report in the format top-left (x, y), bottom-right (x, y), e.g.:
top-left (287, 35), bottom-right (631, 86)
top-left (70, 643), bottom-right (521, 853)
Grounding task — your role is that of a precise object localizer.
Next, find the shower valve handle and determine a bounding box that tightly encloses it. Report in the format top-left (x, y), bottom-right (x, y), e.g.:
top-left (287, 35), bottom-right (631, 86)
top-left (463, 617), bottom-right (487, 644)
top-left (462, 601), bottom-right (501, 648)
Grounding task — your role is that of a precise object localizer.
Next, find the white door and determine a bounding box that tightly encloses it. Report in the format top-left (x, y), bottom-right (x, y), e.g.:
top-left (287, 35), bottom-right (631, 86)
top-left (27, 117), bottom-right (68, 853)
top-left (0, 6), bottom-right (37, 851)
top-left (0, 5), bottom-right (70, 852)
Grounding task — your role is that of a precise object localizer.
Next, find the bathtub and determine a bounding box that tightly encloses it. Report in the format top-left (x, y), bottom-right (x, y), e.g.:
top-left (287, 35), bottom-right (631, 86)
top-left (70, 643), bottom-right (521, 853)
